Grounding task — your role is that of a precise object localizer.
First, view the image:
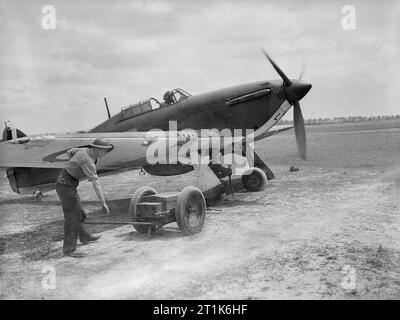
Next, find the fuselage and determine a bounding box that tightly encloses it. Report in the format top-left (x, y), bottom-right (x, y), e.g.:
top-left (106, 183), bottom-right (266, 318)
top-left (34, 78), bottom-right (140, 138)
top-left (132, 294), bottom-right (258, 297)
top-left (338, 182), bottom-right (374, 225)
top-left (90, 80), bottom-right (287, 134)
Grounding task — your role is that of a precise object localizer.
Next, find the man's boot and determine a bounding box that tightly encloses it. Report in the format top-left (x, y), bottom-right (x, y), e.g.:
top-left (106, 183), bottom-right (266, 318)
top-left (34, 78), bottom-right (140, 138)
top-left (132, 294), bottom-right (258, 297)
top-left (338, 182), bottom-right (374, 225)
top-left (79, 224), bottom-right (101, 245)
top-left (63, 250), bottom-right (86, 258)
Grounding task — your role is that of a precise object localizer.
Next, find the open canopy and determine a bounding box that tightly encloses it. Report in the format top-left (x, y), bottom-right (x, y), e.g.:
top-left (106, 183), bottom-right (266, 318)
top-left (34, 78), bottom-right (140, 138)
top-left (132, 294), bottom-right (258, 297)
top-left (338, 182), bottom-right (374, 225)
top-left (119, 88), bottom-right (191, 121)
top-left (163, 88), bottom-right (191, 105)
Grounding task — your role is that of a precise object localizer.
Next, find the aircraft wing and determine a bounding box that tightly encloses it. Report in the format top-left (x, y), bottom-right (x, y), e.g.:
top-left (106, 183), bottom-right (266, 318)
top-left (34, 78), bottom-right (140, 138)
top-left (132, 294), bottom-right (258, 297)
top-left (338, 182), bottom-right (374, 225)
top-left (0, 130), bottom-right (225, 170)
top-left (0, 132), bottom-right (153, 170)
top-left (0, 127), bottom-right (293, 171)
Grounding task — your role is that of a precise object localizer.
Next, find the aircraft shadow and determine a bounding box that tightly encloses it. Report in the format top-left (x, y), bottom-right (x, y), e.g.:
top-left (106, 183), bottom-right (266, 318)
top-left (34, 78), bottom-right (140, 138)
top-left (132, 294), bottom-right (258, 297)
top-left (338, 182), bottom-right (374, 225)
top-left (0, 197), bottom-right (100, 206)
top-left (221, 197), bottom-right (269, 208)
top-left (115, 226), bottom-right (183, 242)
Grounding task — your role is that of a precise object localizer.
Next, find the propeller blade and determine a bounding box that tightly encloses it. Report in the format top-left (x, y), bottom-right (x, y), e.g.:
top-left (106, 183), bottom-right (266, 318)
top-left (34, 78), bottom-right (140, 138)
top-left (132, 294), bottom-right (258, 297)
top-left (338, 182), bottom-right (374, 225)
top-left (298, 62), bottom-right (306, 81)
top-left (293, 100), bottom-right (306, 160)
top-left (261, 49), bottom-right (292, 86)
top-left (261, 50), bottom-right (310, 160)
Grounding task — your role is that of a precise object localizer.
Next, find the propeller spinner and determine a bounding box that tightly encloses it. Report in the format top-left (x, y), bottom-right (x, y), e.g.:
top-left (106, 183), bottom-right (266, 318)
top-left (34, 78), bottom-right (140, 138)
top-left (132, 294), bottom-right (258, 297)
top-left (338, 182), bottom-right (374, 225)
top-left (262, 50), bottom-right (311, 160)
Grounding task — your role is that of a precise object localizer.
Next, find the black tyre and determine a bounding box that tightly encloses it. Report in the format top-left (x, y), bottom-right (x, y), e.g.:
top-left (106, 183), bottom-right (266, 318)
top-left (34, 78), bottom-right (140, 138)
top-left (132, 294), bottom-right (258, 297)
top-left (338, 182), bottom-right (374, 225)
top-left (129, 186), bottom-right (157, 233)
top-left (35, 191), bottom-right (43, 201)
top-left (241, 167), bottom-right (267, 192)
top-left (175, 186), bottom-right (206, 235)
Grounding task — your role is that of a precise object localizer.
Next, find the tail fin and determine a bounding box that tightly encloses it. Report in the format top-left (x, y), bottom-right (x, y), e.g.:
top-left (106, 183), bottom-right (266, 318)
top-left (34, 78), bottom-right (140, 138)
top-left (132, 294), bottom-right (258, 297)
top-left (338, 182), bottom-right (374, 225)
top-left (2, 126), bottom-right (27, 141)
top-left (1, 125), bottom-right (59, 196)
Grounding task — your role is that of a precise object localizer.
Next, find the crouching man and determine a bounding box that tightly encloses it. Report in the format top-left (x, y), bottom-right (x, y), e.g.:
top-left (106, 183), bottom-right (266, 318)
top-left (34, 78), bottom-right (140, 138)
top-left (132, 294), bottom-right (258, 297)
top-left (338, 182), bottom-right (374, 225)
top-left (55, 138), bottom-right (113, 257)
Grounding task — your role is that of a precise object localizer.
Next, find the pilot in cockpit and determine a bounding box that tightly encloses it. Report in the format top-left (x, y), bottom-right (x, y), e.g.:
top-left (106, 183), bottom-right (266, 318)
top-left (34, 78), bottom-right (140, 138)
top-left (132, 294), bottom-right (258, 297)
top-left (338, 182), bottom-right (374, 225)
top-left (163, 90), bottom-right (175, 105)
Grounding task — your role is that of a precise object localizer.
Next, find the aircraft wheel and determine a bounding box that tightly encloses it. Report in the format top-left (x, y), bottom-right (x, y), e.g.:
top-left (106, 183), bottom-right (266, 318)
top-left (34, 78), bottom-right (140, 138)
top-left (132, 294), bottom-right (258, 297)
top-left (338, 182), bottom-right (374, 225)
top-left (34, 191), bottom-right (43, 202)
top-left (175, 186), bottom-right (206, 235)
top-left (129, 186), bottom-right (157, 233)
top-left (241, 167), bottom-right (267, 192)
top-left (147, 225), bottom-right (156, 238)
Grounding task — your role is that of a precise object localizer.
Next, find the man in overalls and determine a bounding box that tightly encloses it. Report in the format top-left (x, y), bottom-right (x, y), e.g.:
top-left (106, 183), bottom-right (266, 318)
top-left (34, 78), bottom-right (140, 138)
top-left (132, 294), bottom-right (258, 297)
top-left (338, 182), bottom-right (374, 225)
top-left (55, 138), bottom-right (113, 257)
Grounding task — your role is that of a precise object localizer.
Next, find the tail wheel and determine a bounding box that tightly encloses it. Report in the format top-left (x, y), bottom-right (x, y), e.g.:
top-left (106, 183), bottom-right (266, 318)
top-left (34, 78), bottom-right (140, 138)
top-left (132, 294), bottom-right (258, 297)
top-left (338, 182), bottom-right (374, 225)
top-left (242, 167), bottom-right (267, 192)
top-left (129, 186), bottom-right (157, 233)
top-left (34, 191), bottom-right (43, 202)
top-left (175, 186), bottom-right (206, 235)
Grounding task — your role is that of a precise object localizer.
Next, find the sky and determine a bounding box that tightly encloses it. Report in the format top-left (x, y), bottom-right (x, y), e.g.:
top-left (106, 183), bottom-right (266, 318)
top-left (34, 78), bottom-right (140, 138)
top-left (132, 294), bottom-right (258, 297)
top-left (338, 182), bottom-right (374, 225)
top-left (0, 0), bottom-right (399, 133)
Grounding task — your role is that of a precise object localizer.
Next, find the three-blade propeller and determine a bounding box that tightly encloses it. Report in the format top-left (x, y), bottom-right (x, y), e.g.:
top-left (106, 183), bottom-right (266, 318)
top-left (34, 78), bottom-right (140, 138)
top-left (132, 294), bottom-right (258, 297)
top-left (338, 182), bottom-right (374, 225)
top-left (261, 50), bottom-right (311, 160)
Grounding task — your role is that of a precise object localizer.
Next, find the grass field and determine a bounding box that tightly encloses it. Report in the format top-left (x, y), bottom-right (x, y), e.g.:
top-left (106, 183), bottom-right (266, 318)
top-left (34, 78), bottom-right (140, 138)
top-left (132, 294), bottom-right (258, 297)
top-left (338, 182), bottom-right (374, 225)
top-left (0, 119), bottom-right (399, 299)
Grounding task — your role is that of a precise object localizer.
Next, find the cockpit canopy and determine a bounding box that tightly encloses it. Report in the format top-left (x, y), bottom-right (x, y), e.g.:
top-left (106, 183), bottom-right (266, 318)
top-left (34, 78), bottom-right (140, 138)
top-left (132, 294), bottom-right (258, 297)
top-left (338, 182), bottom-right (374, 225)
top-left (119, 88), bottom-right (191, 121)
top-left (120, 98), bottom-right (161, 120)
top-left (163, 88), bottom-right (191, 105)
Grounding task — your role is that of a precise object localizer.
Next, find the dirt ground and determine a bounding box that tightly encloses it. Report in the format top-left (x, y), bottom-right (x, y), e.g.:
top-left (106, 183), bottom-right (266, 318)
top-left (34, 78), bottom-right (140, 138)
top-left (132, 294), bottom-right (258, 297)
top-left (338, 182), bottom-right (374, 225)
top-left (1, 120), bottom-right (399, 299)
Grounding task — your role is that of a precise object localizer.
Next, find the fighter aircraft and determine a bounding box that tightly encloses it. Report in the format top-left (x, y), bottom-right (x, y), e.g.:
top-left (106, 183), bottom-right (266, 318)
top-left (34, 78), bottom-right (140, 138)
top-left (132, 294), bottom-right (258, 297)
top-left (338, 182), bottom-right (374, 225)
top-left (0, 51), bottom-right (311, 200)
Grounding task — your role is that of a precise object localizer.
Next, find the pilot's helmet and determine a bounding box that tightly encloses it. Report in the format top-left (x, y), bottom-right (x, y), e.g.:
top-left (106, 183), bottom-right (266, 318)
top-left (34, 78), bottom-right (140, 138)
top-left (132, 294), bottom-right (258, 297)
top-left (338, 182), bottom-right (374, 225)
top-left (163, 91), bottom-right (174, 104)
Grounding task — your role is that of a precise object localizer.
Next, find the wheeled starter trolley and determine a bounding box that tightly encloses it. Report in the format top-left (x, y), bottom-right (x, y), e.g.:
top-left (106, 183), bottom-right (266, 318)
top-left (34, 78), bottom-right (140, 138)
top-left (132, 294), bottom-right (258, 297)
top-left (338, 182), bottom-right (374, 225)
top-left (85, 185), bottom-right (207, 237)
top-left (130, 186), bottom-right (207, 236)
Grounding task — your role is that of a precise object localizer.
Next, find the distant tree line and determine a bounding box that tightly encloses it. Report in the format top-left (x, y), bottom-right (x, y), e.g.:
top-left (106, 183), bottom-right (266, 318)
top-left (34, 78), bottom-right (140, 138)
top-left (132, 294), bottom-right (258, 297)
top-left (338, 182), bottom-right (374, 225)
top-left (278, 115), bottom-right (400, 126)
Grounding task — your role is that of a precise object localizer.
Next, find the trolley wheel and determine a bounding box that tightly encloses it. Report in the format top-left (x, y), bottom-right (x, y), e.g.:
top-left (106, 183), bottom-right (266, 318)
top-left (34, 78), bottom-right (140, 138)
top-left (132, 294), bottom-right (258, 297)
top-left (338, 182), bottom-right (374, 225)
top-left (241, 167), bottom-right (267, 192)
top-left (129, 186), bottom-right (157, 233)
top-left (175, 186), bottom-right (206, 235)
